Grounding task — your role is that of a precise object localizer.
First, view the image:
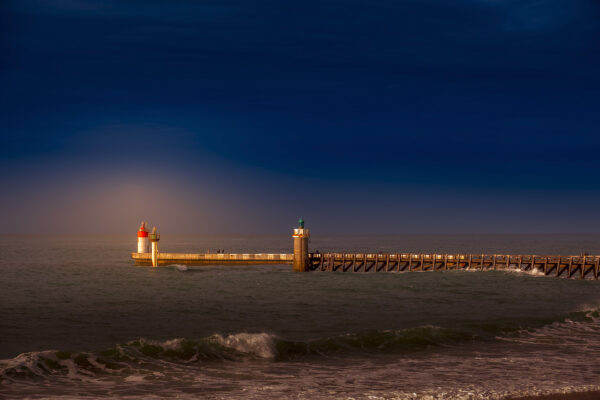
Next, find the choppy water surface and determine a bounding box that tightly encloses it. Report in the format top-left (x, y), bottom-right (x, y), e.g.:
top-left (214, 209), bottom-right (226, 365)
top-left (1, 234), bottom-right (600, 399)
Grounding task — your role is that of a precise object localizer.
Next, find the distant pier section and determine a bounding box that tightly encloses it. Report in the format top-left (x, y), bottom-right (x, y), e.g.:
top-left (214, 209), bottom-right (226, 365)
top-left (131, 220), bottom-right (599, 279)
top-left (307, 252), bottom-right (599, 279)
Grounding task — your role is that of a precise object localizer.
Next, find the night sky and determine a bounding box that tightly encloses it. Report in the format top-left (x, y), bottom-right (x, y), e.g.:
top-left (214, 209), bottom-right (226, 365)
top-left (2, 0), bottom-right (600, 234)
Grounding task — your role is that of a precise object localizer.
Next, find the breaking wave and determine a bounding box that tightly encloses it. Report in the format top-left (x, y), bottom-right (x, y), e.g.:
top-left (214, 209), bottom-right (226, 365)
top-left (1, 327), bottom-right (463, 381)
top-left (2, 308), bottom-right (599, 382)
top-left (0, 333), bottom-right (277, 381)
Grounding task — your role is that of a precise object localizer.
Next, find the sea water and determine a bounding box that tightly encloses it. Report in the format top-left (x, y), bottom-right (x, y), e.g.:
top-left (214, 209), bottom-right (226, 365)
top-left (1, 234), bottom-right (600, 399)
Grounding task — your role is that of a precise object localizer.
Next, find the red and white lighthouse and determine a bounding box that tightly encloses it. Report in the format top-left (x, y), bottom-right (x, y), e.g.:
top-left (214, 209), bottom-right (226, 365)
top-left (137, 221), bottom-right (150, 253)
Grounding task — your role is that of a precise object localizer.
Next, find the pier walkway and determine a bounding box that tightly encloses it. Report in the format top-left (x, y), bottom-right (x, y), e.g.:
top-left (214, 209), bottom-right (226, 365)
top-left (132, 252), bottom-right (293, 266)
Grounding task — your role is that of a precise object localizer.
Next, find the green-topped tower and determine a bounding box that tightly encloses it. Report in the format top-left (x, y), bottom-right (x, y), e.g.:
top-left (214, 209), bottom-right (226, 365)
top-left (292, 218), bottom-right (310, 272)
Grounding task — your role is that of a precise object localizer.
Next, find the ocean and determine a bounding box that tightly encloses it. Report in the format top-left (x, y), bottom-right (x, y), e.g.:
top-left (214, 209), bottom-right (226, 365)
top-left (1, 234), bottom-right (600, 399)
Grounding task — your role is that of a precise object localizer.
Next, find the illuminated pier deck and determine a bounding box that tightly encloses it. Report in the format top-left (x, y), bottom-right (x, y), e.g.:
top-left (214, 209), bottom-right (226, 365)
top-left (132, 252), bottom-right (293, 266)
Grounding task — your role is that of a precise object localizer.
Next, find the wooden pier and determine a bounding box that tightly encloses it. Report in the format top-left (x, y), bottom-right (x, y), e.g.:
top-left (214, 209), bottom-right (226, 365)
top-left (130, 220), bottom-right (600, 279)
top-left (307, 253), bottom-right (600, 279)
top-left (131, 251), bottom-right (599, 279)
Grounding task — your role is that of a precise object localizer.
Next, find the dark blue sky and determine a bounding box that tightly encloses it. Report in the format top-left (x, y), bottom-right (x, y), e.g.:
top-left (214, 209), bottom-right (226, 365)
top-left (2, 0), bottom-right (600, 234)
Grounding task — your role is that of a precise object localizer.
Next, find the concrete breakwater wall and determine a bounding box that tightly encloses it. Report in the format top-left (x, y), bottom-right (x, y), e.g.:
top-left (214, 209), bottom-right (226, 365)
top-left (132, 252), bottom-right (293, 266)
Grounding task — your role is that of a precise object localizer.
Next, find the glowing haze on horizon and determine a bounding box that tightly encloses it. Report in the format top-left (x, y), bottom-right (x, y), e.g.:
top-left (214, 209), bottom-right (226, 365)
top-left (1, 0), bottom-right (600, 234)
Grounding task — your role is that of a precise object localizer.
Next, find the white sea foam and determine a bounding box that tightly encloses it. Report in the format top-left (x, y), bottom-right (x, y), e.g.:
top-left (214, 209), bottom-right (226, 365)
top-left (123, 334), bottom-right (278, 359)
top-left (1, 351), bottom-right (99, 385)
top-left (0, 350), bottom-right (59, 378)
top-left (155, 337), bottom-right (186, 350)
top-left (498, 307), bottom-right (600, 348)
top-left (123, 374), bottom-right (146, 382)
top-left (502, 267), bottom-right (548, 277)
top-left (213, 333), bottom-right (278, 359)
top-left (167, 264), bottom-right (188, 271)
top-left (578, 303), bottom-right (600, 313)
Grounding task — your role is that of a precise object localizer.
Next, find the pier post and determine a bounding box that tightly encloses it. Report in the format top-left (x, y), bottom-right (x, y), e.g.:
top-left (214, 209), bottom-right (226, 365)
top-left (292, 218), bottom-right (310, 272)
top-left (149, 227), bottom-right (160, 267)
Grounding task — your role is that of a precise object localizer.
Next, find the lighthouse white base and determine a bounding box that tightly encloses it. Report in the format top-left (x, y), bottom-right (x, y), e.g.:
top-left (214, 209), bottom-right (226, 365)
top-left (138, 237), bottom-right (150, 253)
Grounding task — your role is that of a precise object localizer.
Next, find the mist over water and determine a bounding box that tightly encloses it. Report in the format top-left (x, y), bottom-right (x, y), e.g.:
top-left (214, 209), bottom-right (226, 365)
top-left (1, 234), bottom-right (600, 399)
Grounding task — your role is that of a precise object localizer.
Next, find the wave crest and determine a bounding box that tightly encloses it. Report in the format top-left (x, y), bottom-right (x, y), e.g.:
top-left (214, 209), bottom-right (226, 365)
top-left (3, 309), bottom-right (600, 382)
top-left (214, 333), bottom-right (277, 359)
